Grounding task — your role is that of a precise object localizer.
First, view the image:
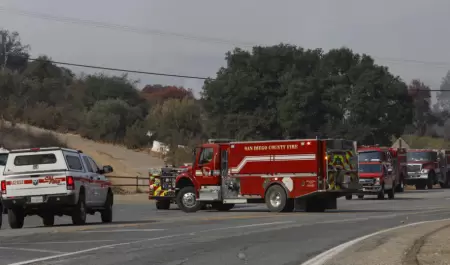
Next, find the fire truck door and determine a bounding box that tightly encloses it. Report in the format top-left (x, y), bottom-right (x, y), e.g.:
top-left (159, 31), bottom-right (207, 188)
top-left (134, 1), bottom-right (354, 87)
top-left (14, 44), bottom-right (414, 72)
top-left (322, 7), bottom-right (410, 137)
top-left (220, 148), bottom-right (240, 199)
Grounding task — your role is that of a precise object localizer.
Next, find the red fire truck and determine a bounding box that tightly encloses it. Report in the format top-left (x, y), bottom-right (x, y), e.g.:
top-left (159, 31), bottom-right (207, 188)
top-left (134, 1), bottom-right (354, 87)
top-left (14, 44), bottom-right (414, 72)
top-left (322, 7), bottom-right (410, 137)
top-left (405, 149), bottom-right (450, 189)
top-left (149, 139), bottom-right (360, 213)
top-left (348, 146), bottom-right (407, 200)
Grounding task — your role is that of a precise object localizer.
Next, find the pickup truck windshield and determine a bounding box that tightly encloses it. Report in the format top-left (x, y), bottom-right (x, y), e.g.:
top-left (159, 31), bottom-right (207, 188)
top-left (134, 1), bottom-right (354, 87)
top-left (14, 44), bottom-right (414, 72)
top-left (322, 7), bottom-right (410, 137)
top-left (358, 151), bottom-right (381, 162)
top-left (358, 164), bottom-right (382, 173)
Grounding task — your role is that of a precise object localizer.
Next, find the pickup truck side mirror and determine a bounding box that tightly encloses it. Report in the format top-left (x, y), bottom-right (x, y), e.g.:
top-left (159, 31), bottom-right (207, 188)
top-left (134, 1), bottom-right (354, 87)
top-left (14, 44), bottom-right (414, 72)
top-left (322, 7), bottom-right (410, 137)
top-left (101, 165), bottom-right (113, 174)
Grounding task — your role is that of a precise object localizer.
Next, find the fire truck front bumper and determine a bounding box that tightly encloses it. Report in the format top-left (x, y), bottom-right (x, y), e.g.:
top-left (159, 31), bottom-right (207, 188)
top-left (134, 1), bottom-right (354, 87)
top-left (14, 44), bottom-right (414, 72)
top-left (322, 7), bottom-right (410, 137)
top-left (148, 188), bottom-right (176, 200)
top-left (356, 178), bottom-right (382, 194)
top-left (405, 173), bottom-right (428, 185)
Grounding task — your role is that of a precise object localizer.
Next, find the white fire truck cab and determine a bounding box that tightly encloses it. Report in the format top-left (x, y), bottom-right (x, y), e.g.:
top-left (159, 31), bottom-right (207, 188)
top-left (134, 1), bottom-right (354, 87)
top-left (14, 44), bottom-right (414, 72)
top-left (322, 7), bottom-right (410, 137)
top-left (0, 147), bottom-right (114, 229)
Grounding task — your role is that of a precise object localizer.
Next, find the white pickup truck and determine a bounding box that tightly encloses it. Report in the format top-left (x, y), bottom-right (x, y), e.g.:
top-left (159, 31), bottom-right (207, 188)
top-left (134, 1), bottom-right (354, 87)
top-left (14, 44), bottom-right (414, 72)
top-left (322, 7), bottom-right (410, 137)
top-left (0, 147), bottom-right (114, 229)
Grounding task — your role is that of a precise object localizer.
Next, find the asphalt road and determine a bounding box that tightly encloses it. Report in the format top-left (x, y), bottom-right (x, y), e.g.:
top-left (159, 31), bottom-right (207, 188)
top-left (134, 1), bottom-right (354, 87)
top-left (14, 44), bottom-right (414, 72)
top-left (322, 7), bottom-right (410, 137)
top-left (2, 189), bottom-right (450, 265)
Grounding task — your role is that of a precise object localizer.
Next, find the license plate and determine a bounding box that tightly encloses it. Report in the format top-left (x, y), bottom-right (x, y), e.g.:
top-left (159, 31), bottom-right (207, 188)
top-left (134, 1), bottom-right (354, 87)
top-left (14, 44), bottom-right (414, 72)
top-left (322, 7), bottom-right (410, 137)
top-left (30, 196), bottom-right (44, 203)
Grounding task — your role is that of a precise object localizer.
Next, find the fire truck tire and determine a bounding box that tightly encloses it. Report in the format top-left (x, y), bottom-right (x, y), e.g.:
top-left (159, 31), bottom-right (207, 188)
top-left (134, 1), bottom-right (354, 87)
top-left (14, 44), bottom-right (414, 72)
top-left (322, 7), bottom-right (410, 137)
top-left (0, 204), bottom-right (2, 229)
top-left (156, 200), bottom-right (171, 210)
top-left (395, 180), bottom-right (405, 192)
top-left (387, 187), bottom-right (395, 200)
top-left (265, 185), bottom-right (289, 212)
top-left (8, 208), bottom-right (24, 229)
top-left (212, 202), bottom-right (235, 211)
top-left (415, 183), bottom-right (426, 190)
top-left (42, 214), bottom-right (55, 227)
top-left (377, 186), bottom-right (385, 200)
top-left (176, 186), bottom-right (202, 213)
top-left (427, 172), bottom-right (435, 189)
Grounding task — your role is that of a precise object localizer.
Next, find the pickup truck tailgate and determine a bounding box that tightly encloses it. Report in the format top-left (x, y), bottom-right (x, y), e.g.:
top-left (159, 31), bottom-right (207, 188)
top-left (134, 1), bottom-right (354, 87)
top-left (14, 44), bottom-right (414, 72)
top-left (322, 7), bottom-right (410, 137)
top-left (4, 173), bottom-right (68, 197)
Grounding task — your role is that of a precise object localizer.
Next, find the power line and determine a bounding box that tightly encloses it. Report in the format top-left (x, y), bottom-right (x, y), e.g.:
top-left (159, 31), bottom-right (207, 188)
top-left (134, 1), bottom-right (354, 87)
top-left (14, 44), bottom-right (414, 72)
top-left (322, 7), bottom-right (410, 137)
top-left (28, 58), bottom-right (212, 80)
top-left (0, 5), bottom-right (255, 47)
top-left (3, 5), bottom-right (450, 68)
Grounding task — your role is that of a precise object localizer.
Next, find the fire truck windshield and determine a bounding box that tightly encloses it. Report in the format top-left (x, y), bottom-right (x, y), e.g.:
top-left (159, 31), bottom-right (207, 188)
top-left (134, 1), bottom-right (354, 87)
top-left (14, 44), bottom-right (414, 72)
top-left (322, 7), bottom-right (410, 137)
top-left (358, 164), bottom-right (382, 173)
top-left (407, 152), bottom-right (434, 161)
top-left (358, 151), bottom-right (381, 162)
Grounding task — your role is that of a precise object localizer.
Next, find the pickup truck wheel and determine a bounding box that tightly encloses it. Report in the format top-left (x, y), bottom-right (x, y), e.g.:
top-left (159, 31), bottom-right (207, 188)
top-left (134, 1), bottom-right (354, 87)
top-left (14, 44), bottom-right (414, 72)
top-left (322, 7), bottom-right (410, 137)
top-left (8, 208), bottom-right (24, 229)
top-left (72, 194), bottom-right (87, 225)
top-left (42, 215), bottom-right (55, 227)
top-left (176, 186), bottom-right (202, 213)
top-left (101, 192), bottom-right (113, 223)
top-left (345, 195), bottom-right (352, 200)
top-left (265, 185), bottom-right (288, 212)
top-left (156, 200), bottom-right (171, 210)
top-left (358, 195), bottom-right (364, 199)
top-left (212, 202), bottom-right (235, 211)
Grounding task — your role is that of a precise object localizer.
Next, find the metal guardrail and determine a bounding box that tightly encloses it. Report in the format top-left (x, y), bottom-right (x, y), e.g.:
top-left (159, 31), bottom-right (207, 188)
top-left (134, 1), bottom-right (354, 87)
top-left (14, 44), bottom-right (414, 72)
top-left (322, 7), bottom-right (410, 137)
top-left (106, 175), bottom-right (149, 193)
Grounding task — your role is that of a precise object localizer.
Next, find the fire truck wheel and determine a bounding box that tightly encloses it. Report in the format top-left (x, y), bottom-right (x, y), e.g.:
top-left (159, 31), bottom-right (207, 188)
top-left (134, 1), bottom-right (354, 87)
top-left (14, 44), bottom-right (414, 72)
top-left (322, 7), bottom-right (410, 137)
top-left (176, 186), bottom-right (202, 213)
top-left (212, 202), bottom-right (235, 211)
top-left (0, 205), bottom-right (2, 229)
top-left (387, 187), bottom-right (395, 200)
top-left (415, 183), bottom-right (426, 190)
top-left (377, 186), bottom-right (385, 200)
top-left (395, 180), bottom-right (405, 192)
top-left (8, 208), bottom-right (24, 229)
top-left (156, 200), bottom-right (171, 210)
top-left (265, 185), bottom-right (289, 212)
top-left (427, 172), bottom-right (435, 189)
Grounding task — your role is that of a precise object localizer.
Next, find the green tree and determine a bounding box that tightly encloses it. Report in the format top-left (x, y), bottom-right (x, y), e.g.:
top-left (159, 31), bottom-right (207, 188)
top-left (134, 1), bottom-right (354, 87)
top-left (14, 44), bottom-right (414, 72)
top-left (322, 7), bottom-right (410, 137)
top-left (202, 45), bottom-right (413, 145)
top-left (0, 29), bottom-right (29, 72)
top-left (82, 99), bottom-right (140, 143)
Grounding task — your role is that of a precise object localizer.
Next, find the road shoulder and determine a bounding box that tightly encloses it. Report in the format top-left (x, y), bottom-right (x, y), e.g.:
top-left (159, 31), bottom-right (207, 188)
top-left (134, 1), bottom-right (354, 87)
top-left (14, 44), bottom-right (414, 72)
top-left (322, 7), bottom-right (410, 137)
top-left (318, 218), bottom-right (450, 265)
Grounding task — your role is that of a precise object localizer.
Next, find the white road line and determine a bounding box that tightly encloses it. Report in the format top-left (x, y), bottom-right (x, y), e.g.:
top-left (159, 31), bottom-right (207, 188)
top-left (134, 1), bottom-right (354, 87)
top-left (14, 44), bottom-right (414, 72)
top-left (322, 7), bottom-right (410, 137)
top-left (0, 247), bottom-right (66, 254)
top-left (80, 229), bottom-right (165, 233)
top-left (7, 240), bottom-right (115, 245)
top-left (301, 218), bottom-right (450, 265)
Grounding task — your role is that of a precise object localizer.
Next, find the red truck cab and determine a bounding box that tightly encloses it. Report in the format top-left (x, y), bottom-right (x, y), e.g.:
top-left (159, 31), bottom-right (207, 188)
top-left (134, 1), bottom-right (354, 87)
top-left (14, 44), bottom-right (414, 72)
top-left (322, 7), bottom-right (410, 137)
top-left (149, 138), bottom-right (361, 213)
top-left (349, 146), bottom-right (407, 200)
top-left (405, 149), bottom-right (450, 189)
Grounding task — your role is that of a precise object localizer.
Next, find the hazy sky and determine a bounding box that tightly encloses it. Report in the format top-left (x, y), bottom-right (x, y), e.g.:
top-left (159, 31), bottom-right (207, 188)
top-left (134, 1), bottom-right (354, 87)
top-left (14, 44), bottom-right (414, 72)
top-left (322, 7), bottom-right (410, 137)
top-left (1, 0), bottom-right (450, 99)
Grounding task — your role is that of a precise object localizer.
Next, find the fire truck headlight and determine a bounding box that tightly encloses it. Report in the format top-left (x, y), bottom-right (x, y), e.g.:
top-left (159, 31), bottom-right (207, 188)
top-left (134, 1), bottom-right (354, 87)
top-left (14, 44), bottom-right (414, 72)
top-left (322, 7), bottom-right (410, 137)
top-left (421, 168), bottom-right (429, 173)
top-left (375, 178), bottom-right (380, 184)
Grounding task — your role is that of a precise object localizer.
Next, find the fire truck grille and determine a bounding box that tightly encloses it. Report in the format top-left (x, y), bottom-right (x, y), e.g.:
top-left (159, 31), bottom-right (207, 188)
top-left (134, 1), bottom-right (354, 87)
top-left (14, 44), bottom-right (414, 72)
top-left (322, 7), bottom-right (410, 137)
top-left (407, 165), bottom-right (421, 172)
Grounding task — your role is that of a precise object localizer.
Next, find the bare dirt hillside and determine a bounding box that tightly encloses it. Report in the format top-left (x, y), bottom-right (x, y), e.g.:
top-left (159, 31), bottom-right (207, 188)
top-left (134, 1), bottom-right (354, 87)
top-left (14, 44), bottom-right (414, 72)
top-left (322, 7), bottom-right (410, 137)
top-left (3, 122), bottom-right (165, 181)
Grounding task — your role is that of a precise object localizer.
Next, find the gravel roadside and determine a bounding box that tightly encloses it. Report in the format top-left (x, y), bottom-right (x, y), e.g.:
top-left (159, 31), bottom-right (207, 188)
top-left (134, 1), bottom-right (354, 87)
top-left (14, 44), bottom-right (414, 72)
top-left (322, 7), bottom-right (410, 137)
top-left (322, 219), bottom-right (450, 265)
